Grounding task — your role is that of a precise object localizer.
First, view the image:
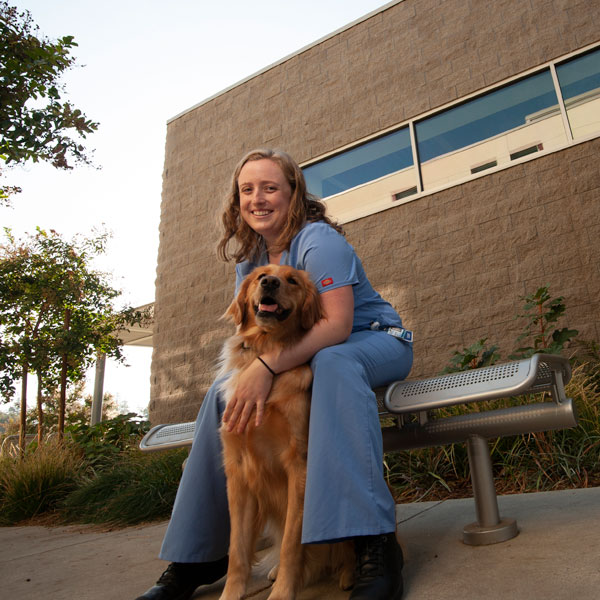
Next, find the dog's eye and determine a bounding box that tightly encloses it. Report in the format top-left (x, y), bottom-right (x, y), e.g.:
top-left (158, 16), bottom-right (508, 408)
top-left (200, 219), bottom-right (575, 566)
top-left (257, 273), bottom-right (266, 280)
top-left (286, 277), bottom-right (298, 285)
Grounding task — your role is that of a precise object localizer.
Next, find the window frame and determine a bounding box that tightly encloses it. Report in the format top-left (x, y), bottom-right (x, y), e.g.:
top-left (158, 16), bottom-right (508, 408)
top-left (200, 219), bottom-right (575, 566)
top-left (301, 41), bottom-right (600, 224)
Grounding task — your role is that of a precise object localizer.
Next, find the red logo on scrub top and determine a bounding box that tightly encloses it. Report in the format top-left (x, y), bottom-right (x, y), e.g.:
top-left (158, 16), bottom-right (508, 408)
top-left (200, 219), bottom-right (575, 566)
top-left (321, 278), bottom-right (333, 287)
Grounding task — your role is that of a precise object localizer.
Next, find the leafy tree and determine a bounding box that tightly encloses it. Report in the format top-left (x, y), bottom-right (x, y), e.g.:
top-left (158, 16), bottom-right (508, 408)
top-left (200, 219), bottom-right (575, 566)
top-left (20, 383), bottom-right (120, 432)
top-left (0, 235), bottom-right (46, 449)
top-left (0, 2), bottom-right (98, 203)
top-left (0, 385), bottom-right (120, 445)
top-left (0, 403), bottom-right (18, 435)
top-left (0, 228), bottom-right (147, 453)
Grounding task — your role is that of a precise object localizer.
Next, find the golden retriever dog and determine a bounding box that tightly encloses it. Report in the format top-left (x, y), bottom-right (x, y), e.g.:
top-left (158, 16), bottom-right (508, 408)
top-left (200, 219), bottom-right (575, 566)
top-left (218, 264), bottom-right (354, 600)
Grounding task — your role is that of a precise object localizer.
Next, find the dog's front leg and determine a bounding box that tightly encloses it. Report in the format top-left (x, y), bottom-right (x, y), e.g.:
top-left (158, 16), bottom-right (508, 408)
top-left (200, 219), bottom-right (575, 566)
top-left (267, 469), bottom-right (305, 600)
top-left (219, 471), bottom-right (260, 600)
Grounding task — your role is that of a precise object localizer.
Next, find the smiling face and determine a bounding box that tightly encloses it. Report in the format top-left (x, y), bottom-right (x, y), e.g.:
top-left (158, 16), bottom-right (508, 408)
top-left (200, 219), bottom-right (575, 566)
top-left (238, 159), bottom-right (293, 248)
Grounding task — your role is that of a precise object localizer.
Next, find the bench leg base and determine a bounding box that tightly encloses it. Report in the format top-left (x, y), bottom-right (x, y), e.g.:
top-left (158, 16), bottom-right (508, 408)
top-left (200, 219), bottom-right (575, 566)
top-left (463, 517), bottom-right (518, 545)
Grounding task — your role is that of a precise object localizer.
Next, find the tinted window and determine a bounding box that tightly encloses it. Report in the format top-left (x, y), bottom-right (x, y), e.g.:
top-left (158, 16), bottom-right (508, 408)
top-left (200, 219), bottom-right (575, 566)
top-left (415, 70), bottom-right (565, 189)
top-left (416, 71), bottom-right (558, 163)
top-left (556, 48), bottom-right (600, 140)
top-left (304, 127), bottom-right (413, 198)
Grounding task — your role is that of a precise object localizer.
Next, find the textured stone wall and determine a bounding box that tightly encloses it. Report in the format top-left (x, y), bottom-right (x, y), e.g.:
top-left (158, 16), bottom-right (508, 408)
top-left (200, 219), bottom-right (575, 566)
top-left (348, 138), bottom-right (600, 379)
top-left (151, 0), bottom-right (600, 423)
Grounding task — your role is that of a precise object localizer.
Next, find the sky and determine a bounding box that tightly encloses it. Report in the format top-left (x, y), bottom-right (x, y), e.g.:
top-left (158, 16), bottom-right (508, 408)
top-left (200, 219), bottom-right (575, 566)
top-left (1, 0), bottom-right (391, 415)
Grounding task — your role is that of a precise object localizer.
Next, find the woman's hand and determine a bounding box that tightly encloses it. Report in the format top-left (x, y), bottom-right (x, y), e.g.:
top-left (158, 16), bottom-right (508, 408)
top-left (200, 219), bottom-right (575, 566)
top-left (222, 357), bottom-right (274, 434)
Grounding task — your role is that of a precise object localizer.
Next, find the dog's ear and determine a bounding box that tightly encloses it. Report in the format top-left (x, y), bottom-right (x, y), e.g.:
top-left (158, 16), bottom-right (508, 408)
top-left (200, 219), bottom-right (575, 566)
top-left (224, 295), bottom-right (245, 326)
top-left (224, 275), bottom-right (252, 326)
top-left (301, 280), bottom-right (324, 330)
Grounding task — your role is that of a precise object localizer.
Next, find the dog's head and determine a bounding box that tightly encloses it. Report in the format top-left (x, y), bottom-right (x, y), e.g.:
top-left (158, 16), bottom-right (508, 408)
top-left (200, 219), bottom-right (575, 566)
top-left (225, 265), bottom-right (323, 340)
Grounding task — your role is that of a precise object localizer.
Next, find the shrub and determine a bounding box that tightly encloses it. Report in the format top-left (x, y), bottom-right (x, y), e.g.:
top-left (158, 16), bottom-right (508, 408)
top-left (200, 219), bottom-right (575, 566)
top-left (441, 338), bottom-right (500, 374)
top-left (62, 448), bottom-right (187, 525)
top-left (510, 285), bottom-right (578, 359)
top-left (0, 441), bottom-right (84, 525)
top-left (442, 285), bottom-right (579, 375)
top-left (66, 412), bottom-right (150, 470)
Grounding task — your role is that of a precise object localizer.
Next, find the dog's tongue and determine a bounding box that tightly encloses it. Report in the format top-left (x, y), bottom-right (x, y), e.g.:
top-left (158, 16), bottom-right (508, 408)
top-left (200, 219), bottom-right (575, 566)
top-left (259, 303), bottom-right (278, 313)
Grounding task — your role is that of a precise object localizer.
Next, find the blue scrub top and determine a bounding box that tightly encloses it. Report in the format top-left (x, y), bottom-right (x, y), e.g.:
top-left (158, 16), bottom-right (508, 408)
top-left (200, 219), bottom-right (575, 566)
top-left (235, 221), bottom-right (404, 333)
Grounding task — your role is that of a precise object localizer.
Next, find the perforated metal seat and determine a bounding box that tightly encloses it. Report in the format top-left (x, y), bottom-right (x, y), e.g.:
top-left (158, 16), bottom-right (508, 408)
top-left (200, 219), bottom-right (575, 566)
top-left (384, 353), bottom-right (570, 415)
top-left (139, 421), bottom-right (196, 452)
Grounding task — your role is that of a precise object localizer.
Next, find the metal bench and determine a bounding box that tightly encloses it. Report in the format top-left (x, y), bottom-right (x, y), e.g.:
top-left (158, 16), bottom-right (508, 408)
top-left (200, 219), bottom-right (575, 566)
top-left (140, 353), bottom-right (577, 546)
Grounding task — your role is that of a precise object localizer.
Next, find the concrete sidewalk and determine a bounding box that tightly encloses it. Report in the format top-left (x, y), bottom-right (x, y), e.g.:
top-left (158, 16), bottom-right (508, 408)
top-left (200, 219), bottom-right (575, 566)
top-left (2, 487), bottom-right (599, 599)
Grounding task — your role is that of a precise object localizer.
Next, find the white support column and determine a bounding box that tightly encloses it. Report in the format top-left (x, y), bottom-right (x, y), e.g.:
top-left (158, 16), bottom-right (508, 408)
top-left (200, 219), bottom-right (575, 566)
top-left (91, 353), bottom-right (106, 425)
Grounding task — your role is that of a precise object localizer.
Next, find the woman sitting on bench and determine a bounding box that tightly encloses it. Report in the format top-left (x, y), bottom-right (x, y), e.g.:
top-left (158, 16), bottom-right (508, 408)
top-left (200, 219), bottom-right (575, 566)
top-left (135, 148), bottom-right (413, 600)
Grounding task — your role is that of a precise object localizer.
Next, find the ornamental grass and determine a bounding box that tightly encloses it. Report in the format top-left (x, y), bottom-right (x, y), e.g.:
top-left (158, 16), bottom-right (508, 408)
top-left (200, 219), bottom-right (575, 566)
top-left (0, 440), bottom-right (84, 525)
top-left (61, 448), bottom-right (187, 526)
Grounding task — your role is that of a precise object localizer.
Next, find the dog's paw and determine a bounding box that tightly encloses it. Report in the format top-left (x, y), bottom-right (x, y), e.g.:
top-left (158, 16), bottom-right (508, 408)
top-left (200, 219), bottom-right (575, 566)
top-left (267, 563), bottom-right (279, 581)
top-left (218, 590), bottom-right (245, 600)
top-left (265, 581), bottom-right (296, 600)
top-left (338, 567), bottom-right (355, 591)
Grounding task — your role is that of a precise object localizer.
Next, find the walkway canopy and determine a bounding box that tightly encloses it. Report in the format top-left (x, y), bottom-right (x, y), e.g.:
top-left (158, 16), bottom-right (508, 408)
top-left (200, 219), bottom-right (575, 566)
top-left (91, 302), bottom-right (154, 423)
top-left (117, 302), bottom-right (154, 347)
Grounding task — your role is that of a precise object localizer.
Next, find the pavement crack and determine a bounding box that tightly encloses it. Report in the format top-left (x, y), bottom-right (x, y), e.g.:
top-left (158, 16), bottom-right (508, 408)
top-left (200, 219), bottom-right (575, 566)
top-left (398, 500), bottom-right (445, 523)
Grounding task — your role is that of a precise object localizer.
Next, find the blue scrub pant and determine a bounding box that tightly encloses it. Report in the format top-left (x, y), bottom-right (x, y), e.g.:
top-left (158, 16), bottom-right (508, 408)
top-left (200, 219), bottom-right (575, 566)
top-left (159, 329), bottom-right (412, 563)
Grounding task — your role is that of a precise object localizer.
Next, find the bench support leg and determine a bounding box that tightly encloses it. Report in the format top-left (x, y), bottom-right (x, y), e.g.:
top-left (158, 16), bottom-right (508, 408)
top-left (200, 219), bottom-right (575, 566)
top-left (463, 435), bottom-right (519, 545)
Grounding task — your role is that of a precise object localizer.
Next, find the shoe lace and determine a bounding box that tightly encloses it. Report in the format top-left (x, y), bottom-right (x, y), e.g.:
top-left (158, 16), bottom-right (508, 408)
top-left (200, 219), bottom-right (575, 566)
top-left (156, 563), bottom-right (194, 587)
top-left (355, 536), bottom-right (385, 580)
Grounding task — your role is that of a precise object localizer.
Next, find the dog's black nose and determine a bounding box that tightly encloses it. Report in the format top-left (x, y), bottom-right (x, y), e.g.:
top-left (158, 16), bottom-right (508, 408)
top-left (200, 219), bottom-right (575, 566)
top-left (260, 275), bottom-right (280, 291)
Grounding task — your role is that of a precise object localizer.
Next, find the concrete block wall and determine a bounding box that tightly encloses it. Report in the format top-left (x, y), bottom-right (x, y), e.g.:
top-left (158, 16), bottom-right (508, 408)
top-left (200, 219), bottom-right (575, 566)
top-left (349, 138), bottom-right (600, 379)
top-left (151, 0), bottom-right (600, 423)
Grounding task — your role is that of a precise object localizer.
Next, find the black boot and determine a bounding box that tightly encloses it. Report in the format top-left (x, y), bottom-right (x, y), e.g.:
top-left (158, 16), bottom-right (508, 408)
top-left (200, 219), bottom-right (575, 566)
top-left (349, 533), bottom-right (403, 600)
top-left (135, 557), bottom-right (228, 600)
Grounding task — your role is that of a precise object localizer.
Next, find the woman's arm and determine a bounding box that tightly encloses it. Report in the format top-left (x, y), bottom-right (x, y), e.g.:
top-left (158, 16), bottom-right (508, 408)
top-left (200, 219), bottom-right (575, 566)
top-left (264, 284), bottom-right (354, 372)
top-left (222, 285), bottom-right (354, 433)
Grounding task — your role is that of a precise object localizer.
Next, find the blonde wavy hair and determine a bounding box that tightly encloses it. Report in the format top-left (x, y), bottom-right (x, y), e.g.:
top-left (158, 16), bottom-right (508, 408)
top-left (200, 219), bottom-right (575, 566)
top-left (217, 148), bottom-right (343, 263)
